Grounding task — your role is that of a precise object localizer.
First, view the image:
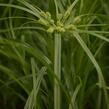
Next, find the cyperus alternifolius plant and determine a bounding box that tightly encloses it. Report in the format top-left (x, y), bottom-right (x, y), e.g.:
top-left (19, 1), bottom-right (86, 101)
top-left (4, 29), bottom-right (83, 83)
top-left (0, 0), bottom-right (109, 109)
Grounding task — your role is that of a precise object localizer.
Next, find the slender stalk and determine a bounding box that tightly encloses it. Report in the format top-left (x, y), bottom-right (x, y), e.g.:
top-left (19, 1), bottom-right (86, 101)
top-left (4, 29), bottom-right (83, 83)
top-left (54, 33), bottom-right (61, 109)
top-left (96, 89), bottom-right (102, 109)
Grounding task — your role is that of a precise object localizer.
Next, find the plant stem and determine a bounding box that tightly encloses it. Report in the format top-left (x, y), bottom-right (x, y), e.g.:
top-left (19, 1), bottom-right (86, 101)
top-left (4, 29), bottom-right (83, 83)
top-left (54, 33), bottom-right (61, 109)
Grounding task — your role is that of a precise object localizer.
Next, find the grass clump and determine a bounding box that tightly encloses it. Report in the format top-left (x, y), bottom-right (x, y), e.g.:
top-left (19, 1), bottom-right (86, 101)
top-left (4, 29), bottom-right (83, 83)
top-left (0, 0), bottom-right (109, 109)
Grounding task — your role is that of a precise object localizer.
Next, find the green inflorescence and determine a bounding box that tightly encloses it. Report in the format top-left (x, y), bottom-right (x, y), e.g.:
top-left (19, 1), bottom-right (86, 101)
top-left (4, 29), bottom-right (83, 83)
top-left (38, 11), bottom-right (80, 33)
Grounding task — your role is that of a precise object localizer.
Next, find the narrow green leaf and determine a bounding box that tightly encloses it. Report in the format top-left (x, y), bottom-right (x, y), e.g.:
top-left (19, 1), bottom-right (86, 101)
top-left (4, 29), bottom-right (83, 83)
top-left (69, 79), bottom-right (82, 109)
top-left (62, 0), bottom-right (79, 23)
top-left (31, 58), bottom-right (37, 109)
top-left (73, 31), bottom-right (104, 87)
top-left (78, 30), bottom-right (109, 43)
top-left (24, 67), bottom-right (46, 109)
top-left (0, 4), bottom-right (40, 18)
top-left (17, 0), bottom-right (41, 18)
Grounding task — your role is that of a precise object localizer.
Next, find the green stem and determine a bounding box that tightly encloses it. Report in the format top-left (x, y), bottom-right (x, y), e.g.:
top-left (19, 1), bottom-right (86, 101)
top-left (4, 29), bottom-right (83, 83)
top-left (54, 33), bottom-right (61, 109)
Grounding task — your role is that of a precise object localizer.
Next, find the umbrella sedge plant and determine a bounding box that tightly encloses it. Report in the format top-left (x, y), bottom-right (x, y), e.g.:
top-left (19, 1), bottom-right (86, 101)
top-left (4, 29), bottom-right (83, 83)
top-left (0, 0), bottom-right (109, 109)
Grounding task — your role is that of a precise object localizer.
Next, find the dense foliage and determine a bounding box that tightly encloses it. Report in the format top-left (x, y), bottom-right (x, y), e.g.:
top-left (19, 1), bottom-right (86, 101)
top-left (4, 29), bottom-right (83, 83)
top-left (0, 0), bottom-right (109, 109)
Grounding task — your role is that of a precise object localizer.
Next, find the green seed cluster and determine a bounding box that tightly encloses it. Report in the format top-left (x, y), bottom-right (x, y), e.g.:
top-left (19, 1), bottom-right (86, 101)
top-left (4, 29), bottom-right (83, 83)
top-left (38, 11), bottom-right (79, 33)
top-left (47, 20), bottom-right (65, 33)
